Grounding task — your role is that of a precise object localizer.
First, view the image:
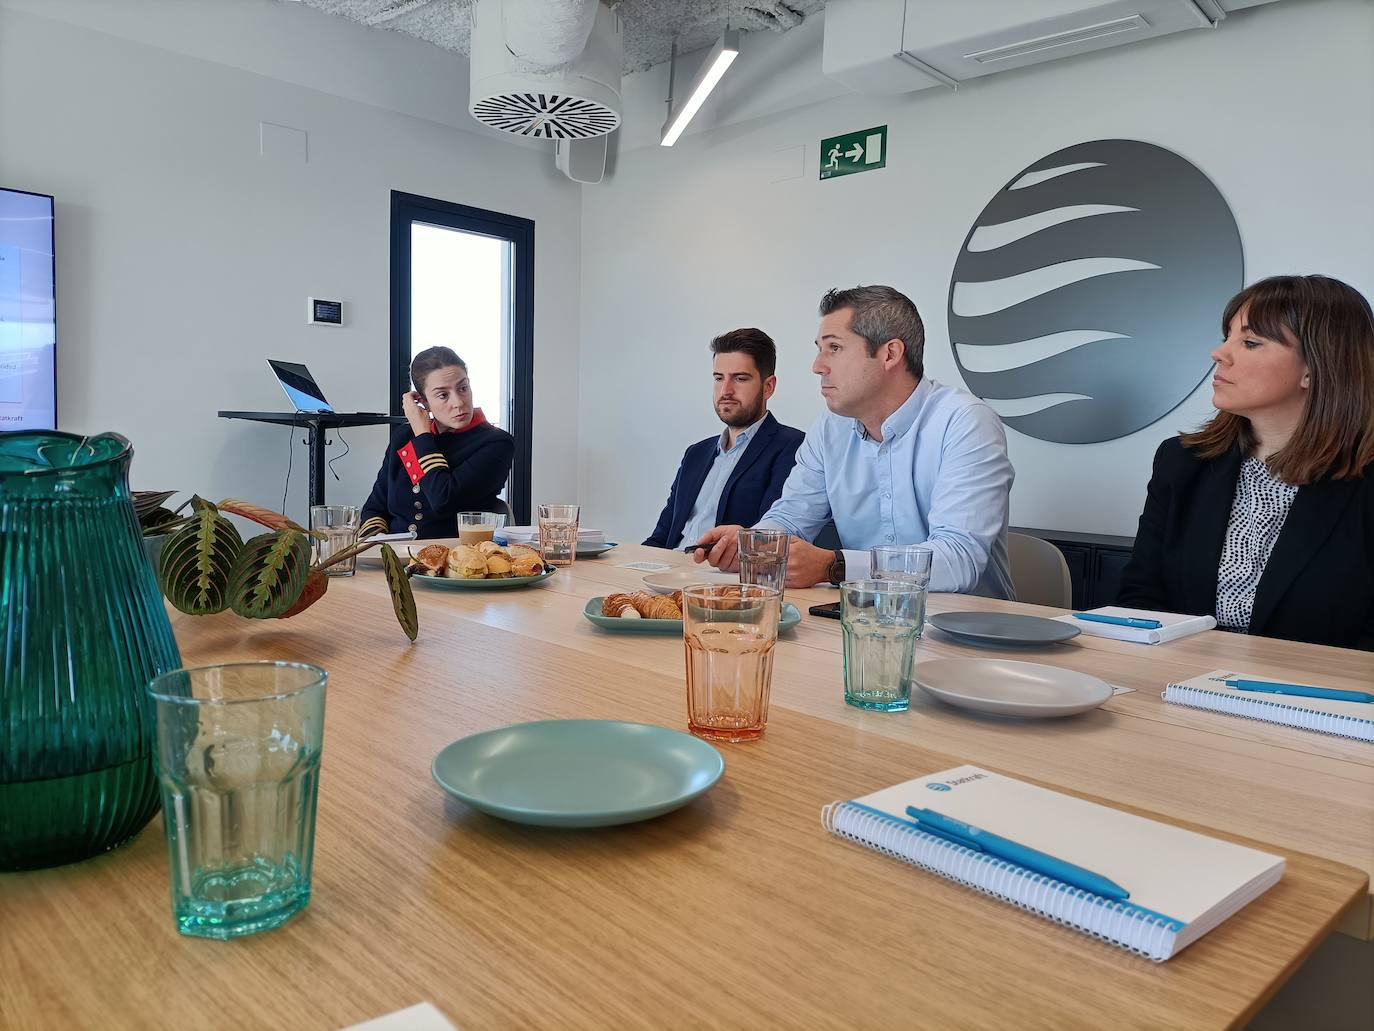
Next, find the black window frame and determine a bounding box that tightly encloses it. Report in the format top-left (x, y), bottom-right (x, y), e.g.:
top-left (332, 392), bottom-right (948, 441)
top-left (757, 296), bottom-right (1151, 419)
top-left (389, 190), bottom-right (535, 523)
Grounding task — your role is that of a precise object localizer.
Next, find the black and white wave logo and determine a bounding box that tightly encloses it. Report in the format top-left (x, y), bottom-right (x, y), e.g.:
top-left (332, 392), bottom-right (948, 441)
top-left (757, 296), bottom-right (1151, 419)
top-left (948, 140), bottom-right (1243, 444)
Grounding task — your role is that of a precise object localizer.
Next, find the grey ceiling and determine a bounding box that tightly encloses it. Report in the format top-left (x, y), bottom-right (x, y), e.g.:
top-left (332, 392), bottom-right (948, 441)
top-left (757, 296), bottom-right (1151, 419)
top-left (287, 1), bottom-right (825, 72)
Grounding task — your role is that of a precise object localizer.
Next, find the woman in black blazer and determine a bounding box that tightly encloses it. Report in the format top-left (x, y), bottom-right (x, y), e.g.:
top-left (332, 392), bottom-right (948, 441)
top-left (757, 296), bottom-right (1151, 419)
top-left (1118, 275), bottom-right (1374, 651)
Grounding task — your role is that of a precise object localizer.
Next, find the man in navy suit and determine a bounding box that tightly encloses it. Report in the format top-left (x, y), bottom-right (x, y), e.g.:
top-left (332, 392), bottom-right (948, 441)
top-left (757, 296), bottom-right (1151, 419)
top-left (645, 328), bottom-right (805, 550)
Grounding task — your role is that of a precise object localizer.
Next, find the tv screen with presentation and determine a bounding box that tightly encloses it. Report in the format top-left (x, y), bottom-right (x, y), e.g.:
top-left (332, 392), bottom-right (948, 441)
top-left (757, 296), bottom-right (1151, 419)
top-left (0, 187), bottom-right (57, 430)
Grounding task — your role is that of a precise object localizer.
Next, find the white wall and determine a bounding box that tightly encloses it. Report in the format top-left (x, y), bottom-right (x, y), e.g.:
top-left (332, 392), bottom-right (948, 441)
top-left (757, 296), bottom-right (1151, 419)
top-left (0, 0), bottom-right (580, 522)
top-left (579, 0), bottom-right (1374, 542)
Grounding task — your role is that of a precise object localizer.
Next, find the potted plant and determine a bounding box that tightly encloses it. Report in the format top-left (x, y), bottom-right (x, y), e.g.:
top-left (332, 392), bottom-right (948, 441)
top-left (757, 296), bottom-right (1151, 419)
top-left (134, 492), bottom-right (418, 640)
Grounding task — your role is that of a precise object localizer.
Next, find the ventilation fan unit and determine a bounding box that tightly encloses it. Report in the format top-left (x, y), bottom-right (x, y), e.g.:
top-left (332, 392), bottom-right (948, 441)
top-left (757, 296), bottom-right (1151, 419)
top-left (469, 0), bottom-right (623, 140)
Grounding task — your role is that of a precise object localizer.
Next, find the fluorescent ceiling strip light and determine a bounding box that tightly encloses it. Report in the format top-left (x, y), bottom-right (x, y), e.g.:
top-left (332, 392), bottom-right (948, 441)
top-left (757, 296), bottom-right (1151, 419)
top-left (660, 30), bottom-right (740, 147)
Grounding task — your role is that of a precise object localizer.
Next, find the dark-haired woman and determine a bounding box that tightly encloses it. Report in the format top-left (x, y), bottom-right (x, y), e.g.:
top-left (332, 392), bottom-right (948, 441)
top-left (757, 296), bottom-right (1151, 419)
top-left (359, 346), bottom-right (514, 540)
top-left (1118, 275), bottom-right (1374, 651)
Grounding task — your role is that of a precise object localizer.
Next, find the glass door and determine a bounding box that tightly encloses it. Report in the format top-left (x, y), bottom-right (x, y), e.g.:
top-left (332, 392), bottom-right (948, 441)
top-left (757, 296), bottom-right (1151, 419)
top-left (390, 191), bottom-right (534, 522)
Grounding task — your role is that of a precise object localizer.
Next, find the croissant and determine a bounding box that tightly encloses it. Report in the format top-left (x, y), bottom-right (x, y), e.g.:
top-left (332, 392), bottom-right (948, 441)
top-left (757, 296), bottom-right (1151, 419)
top-left (476, 540), bottom-right (506, 557)
top-left (510, 551), bottom-right (545, 577)
top-left (642, 596), bottom-right (683, 620)
top-left (602, 594), bottom-right (640, 617)
top-left (624, 592), bottom-right (656, 617)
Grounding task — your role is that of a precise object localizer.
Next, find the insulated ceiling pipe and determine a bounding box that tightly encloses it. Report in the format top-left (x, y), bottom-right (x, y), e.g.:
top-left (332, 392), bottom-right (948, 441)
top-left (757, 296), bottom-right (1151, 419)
top-left (500, 0), bottom-right (599, 74)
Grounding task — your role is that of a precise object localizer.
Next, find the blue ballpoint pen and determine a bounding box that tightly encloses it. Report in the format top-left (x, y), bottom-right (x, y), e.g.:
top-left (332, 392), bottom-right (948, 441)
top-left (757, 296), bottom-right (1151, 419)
top-left (1072, 612), bottom-right (1163, 630)
top-left (904, 806), bottom-right (1130, 900)
top-left (1224, 679), bottom-right (1374, 704)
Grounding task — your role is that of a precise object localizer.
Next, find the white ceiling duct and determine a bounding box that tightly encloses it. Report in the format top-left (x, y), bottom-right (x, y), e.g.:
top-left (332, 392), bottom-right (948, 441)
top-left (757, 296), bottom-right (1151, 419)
top-left (501, 0), bottom-right (597, 71)
top-left (469, 0), bottom-right (623, 140)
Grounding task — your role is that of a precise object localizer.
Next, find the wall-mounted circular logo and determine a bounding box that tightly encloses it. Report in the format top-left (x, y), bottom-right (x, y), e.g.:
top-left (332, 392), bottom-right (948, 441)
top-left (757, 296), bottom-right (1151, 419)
top-left (948, 139), bottom-right (1243, 444)
top-left (926, 782), bottom-right (952, 792)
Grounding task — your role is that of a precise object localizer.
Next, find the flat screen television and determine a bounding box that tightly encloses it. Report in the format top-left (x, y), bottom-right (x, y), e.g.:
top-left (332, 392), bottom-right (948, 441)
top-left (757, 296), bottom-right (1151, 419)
top-left (0, 187), bottom-right (56, 430)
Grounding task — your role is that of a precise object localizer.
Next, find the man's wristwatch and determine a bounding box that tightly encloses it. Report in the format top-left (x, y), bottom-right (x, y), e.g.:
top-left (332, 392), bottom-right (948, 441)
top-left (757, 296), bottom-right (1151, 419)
top-left (826, 549), bottom-right (846, 586)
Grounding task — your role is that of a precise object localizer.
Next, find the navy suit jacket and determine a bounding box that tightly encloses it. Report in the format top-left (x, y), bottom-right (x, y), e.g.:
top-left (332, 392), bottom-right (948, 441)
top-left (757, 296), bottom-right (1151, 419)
top-left (644, 412), bottom-right (805, 550)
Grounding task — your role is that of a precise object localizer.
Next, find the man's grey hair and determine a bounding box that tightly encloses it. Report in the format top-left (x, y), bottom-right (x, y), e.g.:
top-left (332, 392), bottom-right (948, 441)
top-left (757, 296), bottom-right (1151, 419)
top-left (818, 285), bottom-right (924, 380)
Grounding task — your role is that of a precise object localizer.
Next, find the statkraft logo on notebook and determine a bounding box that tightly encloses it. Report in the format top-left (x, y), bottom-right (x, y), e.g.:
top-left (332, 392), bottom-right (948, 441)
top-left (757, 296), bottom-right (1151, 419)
top-left (928, 772), bottom-right (988, 791)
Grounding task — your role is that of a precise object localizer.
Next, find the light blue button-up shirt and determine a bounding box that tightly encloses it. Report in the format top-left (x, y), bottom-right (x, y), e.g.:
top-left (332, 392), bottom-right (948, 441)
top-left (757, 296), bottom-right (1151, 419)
top-left (678, 415), bottom-right (768, 550)
top-left (756, 378), bottom-right (1015, 598)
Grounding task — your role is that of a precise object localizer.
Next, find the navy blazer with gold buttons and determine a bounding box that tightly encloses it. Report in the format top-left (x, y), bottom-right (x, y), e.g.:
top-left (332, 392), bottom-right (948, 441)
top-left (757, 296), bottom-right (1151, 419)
top-left (359, 411), bottom-right (514, 540)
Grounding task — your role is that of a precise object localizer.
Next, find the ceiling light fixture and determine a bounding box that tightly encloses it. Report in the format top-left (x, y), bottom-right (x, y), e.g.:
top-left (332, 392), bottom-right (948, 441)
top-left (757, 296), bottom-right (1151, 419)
top-left (660, 29), bottom-right (740, 147)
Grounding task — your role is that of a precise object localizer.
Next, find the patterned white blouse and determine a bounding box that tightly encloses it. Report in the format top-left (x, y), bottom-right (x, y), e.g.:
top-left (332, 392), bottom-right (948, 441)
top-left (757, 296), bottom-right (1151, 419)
top-left (1215, 457), bottom-right (1300, 631)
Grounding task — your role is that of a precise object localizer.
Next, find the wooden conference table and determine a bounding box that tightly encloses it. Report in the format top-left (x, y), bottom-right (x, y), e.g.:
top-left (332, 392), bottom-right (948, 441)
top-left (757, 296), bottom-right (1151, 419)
top-left (3, 545), bottom-right (1370, 1030)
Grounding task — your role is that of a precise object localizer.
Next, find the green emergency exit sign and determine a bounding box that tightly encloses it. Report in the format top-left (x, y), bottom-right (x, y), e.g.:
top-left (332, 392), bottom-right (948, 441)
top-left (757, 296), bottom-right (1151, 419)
top-left (820, 125), bottom-right (887, 180)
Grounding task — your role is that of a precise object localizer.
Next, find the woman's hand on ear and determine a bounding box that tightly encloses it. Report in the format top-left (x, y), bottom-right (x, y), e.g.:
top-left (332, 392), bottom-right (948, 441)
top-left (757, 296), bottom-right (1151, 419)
top-left (402, 391), bottom-right (432, 437)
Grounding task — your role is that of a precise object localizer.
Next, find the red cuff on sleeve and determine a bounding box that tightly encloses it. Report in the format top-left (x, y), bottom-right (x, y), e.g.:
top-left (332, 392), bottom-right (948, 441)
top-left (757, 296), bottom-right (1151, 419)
top-left (398, 439), bottom-right (449, 485)
top-left (397, 441), bottom-right (423, 485)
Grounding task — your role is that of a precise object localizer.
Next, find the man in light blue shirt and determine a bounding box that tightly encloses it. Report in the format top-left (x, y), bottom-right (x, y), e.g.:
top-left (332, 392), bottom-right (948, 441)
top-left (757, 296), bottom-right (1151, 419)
top-left (692, 285), bottom-right (1015, 598)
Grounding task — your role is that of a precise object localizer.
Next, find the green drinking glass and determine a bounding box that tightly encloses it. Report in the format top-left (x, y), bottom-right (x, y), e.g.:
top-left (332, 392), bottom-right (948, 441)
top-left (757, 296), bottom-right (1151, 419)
top-left (0, 431), bottom-right (182, 869)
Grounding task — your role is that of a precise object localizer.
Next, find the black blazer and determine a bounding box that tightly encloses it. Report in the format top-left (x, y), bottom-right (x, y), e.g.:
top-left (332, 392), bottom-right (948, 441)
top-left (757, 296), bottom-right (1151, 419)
top-left (644, 412), bottom-right (805, 550)
top-left (1118, 437), bottom-right (1374, 651)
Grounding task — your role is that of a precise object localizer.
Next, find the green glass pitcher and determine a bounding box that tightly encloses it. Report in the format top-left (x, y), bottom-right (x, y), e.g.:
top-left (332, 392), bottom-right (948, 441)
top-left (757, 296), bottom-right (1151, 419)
top-left (0, 431), bottom-right (182, 869)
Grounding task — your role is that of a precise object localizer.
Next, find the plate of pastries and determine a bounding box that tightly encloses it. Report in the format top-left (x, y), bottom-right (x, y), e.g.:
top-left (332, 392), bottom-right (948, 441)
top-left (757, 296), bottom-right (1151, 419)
top-left (407, 540), bottom-right (555, 589)
top-left (583, 591), bottom-right (804, 634)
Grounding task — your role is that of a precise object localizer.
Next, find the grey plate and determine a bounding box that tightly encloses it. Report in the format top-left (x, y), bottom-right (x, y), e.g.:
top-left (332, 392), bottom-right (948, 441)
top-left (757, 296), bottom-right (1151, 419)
top-left (912, 658), bottom-right (1113, 718)
top-left (641, 569), bottom-right (738, 594)
top-left (575, 541), bottom-right (618, 558)
top-left (927, 611), bottom-right (1080, 646)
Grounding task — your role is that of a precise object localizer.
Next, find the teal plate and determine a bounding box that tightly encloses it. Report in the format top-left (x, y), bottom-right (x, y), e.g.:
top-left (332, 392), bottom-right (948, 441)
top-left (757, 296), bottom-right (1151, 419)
top-left (411, 567), bottom-right (556, 590)
top-left (583, 598), bottom-right (803, 634)
top-left (431, 720), bottom-right (725, 828)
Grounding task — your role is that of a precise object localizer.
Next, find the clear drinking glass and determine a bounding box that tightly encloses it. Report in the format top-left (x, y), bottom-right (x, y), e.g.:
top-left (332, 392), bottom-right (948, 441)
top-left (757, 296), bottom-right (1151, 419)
top-left (148, 662), bottom-right (327, 940)
top-left (683, 584), bottom-right (781, 742)
top-left (311, 505), bottom-right (360, 577)
top-left (458, 511), bottom-right (506, 547)
top-left (737, 528), bottom-right (790, 601)
top-left (538, 504), bottom-right (580, 567)
top-left (868, 544), bottom-right (933, 638)
top-left (841, 580), bottom-right (924, 712)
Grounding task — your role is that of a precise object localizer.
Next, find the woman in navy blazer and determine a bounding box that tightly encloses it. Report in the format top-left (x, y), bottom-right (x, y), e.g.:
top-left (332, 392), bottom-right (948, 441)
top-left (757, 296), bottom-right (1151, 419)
top-left (1118, 275), bottom-right (1374, 651)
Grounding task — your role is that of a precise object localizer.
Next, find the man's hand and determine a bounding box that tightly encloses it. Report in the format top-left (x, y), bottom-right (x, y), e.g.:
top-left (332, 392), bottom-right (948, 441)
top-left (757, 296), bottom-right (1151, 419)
top-left (784, 538), bottom-right (835, 588)
top-left (690, 524), bottom-right (744, 571)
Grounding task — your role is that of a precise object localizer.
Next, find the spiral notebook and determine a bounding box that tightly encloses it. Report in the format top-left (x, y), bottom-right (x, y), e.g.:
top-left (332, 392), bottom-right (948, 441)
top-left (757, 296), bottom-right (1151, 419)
top-left (1164, 670), bottom-right (1374, 743)
top-left (822, 766), bottom-right (1284, 961)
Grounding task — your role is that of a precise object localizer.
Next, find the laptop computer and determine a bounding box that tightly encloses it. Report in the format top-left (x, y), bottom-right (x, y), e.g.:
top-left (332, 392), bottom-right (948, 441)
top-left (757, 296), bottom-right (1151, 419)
top-left (268, 359), bottom-right (334, 414)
